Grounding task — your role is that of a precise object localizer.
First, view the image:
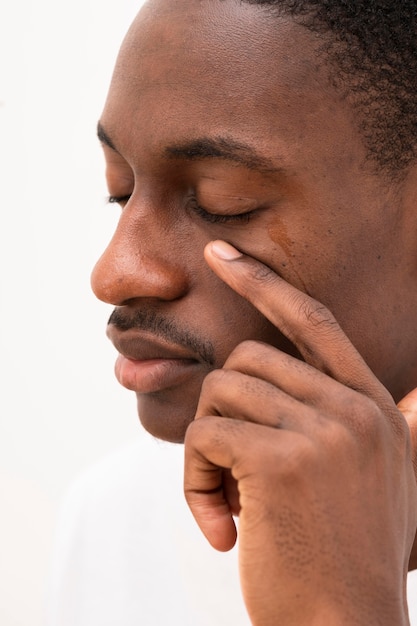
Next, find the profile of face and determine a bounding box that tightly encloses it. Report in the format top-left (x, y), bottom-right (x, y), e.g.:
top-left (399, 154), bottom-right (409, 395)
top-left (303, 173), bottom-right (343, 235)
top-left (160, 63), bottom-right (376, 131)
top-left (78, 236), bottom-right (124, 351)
top-left (91, 0), bottom-right (417, 443)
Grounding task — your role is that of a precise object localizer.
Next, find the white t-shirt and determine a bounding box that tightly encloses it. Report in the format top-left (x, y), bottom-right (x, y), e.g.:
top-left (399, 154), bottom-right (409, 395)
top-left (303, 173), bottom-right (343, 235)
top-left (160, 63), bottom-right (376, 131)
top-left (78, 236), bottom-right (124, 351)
top-left (46, 435), bottom-right (251, 626)
top-left (46, 434), bottom-right (417, 625)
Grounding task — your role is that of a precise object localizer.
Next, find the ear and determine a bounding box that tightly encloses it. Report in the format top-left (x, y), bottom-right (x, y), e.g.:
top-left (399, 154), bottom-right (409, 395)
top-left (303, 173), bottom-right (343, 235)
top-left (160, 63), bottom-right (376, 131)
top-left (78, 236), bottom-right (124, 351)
top-left (397, 387), bottom-right (417, 570)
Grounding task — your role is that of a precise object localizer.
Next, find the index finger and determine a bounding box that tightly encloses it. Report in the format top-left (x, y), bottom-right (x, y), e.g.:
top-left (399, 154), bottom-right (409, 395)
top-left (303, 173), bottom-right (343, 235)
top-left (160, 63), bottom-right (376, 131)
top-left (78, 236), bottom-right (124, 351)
top-left (204, 240), bottom-right (391, 404)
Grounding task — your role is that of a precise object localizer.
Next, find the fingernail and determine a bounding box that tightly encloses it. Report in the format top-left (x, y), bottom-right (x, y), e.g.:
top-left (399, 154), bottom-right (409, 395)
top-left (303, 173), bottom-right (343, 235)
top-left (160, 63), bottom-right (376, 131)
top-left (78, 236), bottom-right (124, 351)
top-left (210, 240), bottom-right (243, 261)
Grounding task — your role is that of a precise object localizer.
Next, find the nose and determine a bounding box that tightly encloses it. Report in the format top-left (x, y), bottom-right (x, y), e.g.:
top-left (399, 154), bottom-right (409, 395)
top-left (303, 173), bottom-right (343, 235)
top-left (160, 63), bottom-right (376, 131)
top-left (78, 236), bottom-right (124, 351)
top-left (90, 211), bottom-right (190, 306)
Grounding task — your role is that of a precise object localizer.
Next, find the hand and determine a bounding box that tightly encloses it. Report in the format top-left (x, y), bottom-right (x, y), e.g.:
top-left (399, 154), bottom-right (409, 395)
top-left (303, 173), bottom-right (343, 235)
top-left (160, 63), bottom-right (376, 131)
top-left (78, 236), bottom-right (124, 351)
top-left (397, 387), bottom-right (417, 571)
top-left (184, 240), bottom-right (417, 626)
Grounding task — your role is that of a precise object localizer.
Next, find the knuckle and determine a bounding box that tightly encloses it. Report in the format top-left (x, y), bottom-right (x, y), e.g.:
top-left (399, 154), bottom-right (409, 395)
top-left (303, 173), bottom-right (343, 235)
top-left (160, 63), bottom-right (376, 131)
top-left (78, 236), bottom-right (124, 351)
top-left (346, 395), bottom-right (382, 442)
top-left (225, 339), bottom-right (263, 369)
top-left (184, 414), bottom-right (227, 451)
top-left (272, 435), bottom-right (317, 485)
top-left (251, 262), bottom-right (277, 285)
top-left (343, 394), bottom-right (409, 452)
top-left (320, 417), bottom-right (354, 456)
top-left (198, 368), bottom-right (230, 409)
top-left (380, 394), bottom-right (411, 442)
top-left (184, 417), bottom-right (206, 449)
top-left (197, 368), bottom-right (262, 420)
top-left (322, 393), bottom-right (411, 460)
top-left (239, 262), bottom-right (277, 300)
top-left (200, 368), bottom-right (229, 394)
top-left (387, 407), bottom-right (411, 446)
top-left (296, 296), bottom-right (337, 331)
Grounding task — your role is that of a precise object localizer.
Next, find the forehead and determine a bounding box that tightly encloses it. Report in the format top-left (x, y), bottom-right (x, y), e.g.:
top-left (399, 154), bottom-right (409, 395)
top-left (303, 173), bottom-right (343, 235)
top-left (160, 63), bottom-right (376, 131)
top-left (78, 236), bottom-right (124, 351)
top-left (101, 0), bottom-right (360, 170)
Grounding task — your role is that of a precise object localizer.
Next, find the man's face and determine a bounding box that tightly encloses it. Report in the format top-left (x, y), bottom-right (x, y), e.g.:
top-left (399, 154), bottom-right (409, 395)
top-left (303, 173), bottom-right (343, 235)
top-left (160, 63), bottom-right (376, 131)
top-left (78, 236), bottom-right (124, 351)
top-left (91, 0), bottom-right (417, 443)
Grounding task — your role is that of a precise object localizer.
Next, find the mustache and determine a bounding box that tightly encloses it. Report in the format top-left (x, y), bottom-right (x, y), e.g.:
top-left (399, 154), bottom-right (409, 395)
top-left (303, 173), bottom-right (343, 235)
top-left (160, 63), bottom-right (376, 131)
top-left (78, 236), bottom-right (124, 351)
top-left (107, 308), bottom-right (215, 367)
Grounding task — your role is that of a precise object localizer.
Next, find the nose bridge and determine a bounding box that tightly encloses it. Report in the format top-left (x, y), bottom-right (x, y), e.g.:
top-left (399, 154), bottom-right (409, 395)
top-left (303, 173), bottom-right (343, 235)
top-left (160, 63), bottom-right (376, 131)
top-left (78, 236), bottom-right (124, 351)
top-left (91, 204), bottom-right (189, 305)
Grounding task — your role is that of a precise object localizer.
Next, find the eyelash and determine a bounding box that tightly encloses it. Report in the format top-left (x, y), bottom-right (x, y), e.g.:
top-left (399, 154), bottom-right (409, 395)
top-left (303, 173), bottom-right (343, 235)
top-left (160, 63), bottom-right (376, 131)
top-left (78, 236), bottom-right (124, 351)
top-left (107, 195), bottom-right (254, 225)
top-left (107, 194), bottom-right (131, 205)
top-left (188, 199), bottom-right (253, 224)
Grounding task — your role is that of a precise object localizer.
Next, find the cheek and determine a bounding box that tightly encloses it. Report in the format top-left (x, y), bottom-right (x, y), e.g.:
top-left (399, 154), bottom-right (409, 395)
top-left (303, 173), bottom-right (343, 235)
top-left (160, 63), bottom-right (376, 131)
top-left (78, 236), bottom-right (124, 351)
top-left (261, 210), bottom-right (371, 302)
top-left (205, 211), bottom-right (412, 399)
top-left (261, 216), bottom-right (398, 372)
top-left (192, 253), bottom-right (297, 364)
top-left (221, 216), bottom-right (318, 295)
top-left (266, 218), bottom-right (313, 294)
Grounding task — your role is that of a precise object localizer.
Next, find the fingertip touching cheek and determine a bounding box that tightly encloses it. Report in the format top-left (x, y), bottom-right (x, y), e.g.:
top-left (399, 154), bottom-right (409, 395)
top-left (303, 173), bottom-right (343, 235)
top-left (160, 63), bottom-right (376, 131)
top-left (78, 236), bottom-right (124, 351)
top-left (91, 0), bottom-right (417, 442)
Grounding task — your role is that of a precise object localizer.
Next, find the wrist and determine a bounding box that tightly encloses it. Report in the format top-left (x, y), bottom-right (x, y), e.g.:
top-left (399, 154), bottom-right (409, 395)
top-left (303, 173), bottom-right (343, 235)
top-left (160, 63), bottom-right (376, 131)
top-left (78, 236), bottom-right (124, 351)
top-left (247, 586), bottom-right (410, 626)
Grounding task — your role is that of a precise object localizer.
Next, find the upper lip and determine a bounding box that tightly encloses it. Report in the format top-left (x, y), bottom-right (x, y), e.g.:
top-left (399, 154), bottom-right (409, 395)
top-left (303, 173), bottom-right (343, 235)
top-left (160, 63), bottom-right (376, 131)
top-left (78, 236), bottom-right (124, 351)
top-left (107, 326), bottom-right (200, 362)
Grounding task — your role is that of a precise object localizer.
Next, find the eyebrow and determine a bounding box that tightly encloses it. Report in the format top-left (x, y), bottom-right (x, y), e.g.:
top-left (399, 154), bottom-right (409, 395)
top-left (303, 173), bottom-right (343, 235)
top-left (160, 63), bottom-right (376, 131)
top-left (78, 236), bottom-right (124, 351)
top-left (97, 121), bottom-right (282, 173)
top-left (166, 137), bottom-right (281, 173)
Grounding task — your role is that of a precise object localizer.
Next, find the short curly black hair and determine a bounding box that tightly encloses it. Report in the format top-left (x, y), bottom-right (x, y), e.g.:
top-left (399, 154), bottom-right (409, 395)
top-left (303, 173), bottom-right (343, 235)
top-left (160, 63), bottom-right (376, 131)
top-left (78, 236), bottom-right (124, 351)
top-left (244, 0), bottom-right (417, 175)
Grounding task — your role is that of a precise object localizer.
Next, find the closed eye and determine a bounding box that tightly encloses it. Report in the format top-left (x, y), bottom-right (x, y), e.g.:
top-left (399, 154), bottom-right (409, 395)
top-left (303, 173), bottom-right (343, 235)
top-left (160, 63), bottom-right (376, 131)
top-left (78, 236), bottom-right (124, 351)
top-left (106, 194), bottom-right (256, 224)
top-left (189, 199), bottom-right (254, 224)
top-left (107, 194), bottom-right (131, 206)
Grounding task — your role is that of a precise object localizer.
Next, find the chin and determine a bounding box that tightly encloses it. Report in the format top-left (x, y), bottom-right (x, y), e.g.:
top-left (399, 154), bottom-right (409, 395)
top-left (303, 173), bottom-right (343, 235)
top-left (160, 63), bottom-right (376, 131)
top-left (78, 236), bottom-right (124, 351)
top-left (136, 391), bottom-right (199, 443)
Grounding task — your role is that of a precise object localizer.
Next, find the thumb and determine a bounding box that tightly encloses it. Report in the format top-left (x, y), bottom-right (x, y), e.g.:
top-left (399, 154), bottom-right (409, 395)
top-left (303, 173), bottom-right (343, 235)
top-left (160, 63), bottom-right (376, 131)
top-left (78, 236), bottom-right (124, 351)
top-left (397, 387), bottom-right (417, 472)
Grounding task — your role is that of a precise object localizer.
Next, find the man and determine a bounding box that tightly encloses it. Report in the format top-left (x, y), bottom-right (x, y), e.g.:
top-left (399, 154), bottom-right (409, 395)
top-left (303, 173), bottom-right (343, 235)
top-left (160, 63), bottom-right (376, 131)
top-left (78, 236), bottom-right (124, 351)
top-left (86, 0), bottom-right (417, 623)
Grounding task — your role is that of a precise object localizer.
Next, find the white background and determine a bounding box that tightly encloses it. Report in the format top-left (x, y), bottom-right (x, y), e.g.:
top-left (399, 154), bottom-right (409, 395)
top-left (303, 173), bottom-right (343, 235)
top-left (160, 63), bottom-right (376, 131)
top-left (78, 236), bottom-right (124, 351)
top-left (1, 1), bottom-right (417, 625)
top-left (0, 2), bottom-right (146, 624)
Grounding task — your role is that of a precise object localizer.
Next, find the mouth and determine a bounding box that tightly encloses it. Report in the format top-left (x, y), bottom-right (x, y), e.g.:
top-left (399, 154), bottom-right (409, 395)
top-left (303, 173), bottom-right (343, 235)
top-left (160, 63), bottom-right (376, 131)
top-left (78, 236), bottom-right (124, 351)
top-left (115, 355), bottom-right (200, 394)
top-left (107, 327), bottom-right (205, 395)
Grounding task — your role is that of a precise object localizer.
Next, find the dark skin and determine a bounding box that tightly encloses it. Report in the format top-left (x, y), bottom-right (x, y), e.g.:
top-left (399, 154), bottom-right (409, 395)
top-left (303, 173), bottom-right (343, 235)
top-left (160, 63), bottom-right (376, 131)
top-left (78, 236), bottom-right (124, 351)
top-left (91, 0), bottom-right (417, 622)
top-left (186, 240), bottom-right (417, 624)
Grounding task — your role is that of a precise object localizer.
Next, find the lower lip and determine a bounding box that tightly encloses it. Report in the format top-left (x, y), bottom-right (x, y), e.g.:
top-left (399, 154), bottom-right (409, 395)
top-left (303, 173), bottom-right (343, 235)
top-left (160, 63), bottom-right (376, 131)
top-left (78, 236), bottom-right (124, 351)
top-left (114, 354), bottom-right (199, 394)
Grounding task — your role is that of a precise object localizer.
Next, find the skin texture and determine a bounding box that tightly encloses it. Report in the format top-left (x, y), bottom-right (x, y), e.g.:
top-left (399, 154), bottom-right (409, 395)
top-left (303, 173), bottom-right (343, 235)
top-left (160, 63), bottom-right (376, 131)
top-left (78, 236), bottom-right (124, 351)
top-left (185, 240), bottom-right (417, 624)
top-left (91, 0), bottom-right (417, 623)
